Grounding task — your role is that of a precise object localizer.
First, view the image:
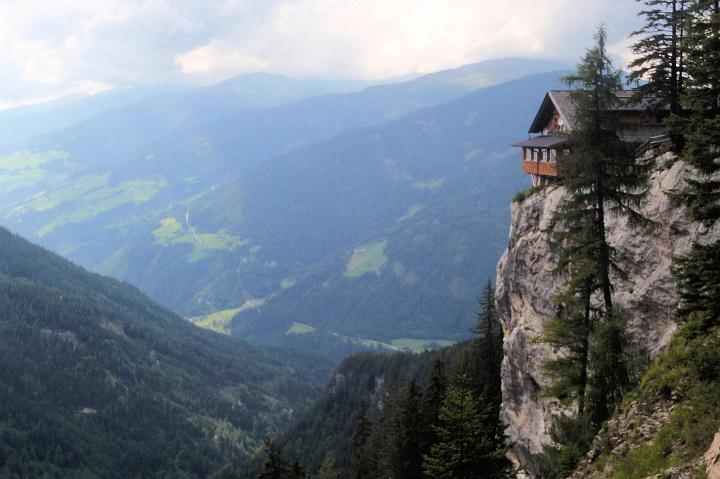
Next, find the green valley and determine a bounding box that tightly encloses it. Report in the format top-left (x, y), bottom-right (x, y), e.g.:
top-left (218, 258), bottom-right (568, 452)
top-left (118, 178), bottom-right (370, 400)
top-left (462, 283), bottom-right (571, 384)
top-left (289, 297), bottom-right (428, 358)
top-left (0, 61), bottom-right (566, 361)
top-left (0, 227), bottom-right (333, 477)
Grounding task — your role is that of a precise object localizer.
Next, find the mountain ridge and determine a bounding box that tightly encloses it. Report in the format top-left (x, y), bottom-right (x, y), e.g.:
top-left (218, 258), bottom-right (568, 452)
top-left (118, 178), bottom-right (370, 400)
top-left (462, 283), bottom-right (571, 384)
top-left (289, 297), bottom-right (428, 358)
top-left (0, 226), bottom-right (333, 478)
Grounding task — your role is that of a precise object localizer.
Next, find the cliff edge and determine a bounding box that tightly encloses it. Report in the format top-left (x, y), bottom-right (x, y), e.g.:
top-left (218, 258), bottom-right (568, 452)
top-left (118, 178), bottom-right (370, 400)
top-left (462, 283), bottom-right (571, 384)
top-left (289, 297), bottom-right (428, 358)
top-left (496, 151), bottom-right (720, 477)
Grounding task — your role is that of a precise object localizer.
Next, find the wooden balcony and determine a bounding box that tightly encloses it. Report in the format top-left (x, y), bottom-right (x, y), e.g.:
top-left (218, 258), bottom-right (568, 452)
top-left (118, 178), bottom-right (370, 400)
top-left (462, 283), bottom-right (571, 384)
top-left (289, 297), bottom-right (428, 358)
top-left (522, 160), bottom-right (558, 177)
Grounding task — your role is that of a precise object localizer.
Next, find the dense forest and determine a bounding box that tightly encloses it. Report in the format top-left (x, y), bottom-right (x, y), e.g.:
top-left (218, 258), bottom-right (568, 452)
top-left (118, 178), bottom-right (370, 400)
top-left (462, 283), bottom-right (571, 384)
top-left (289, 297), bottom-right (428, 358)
top-left (249, 282), bottom-right (511, 478)
top-left (0, 227), bottom-right (332, 478)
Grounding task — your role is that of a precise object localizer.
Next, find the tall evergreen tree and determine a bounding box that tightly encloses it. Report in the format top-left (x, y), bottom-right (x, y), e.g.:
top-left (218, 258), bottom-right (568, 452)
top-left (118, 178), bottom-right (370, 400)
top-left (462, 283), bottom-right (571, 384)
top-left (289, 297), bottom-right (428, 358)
top-left (677, 0), bottom-right (720, 223)
top-left (540, 286), bottom-right (595, 414)
top-left (469, 280), bottom-right (503, 405)
top-left (422, 358), bottom-right (448, 454)
top-left (289, 460), bottom-right (307, 479)
top-left (258, 439), bottom-right (292, 479)
top-left (545, 23), bottom-right (649, 410)
top-left (315, 454), bottom-right (341, 479)
top-left (422, 375), bottom-right (490, 479)
top-left (671, 1), bottom-right (720, 336)
top-left (629, 0), bottom-right (689, 115)
top-left (392, 379), bottom-right (424, 479)
top-left (586, 314), bottom-right (631, 425)
top-left (559, 24), bottom-right (651, 312)
top-left (373, 383), bottom-right (403, 478)
top-left (349, 402), bottom-right (374, 479)
top-left (673, 240), bottom-right (720, 328)
top-left (539, 25), bottom-right (651, 472)
top-left (468, 280), bottom-right (506, 445)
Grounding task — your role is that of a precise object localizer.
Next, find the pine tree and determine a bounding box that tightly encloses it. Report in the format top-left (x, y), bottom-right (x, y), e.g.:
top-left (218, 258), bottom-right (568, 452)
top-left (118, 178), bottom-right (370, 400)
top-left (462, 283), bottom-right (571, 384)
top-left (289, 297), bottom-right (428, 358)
top-left (546, 23), bottom-right (649, 409)
top-left (393, 379), bottom-right (424, 479)
top-left (316, 454), bottom-right (341, 479)
top-left (559, 24), bottom-right (651, 312)
top-left (470, 280), bottom-right (503, 405)
top-left (586, 313), bottom-right (630, 425)
top-left (539, 287), bottom-right (595, 414)
top-left (672, 240), bottom-right (720, 328)
top-left (629, 0), bottom-right (690, 115)
top-left (468, 280), bottom-right (506, 445)
top-left (539, 25), bottom-right (651, 472)
top-left (289, 460), bottom-right (307, 479)
top-left (538, 414), bottom-right (596, 479)
top-left (677, 0), bottom-right (720, 223)
top-left (422, 374), bottom-right (495, 479)
top-left (349, 402), bottom-right (374, 479)
top-left (422, 358), bottom-right (448, 452)
top-left (671, 2), bottom-right (720, 335)
top-left (258, 438), bottom-right (291, 479)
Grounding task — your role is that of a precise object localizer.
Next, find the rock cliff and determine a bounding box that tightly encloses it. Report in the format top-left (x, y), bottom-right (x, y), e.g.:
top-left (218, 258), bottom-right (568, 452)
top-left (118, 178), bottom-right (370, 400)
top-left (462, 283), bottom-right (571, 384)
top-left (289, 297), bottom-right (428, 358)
top-left (495, 151), bottom-right (720, 476)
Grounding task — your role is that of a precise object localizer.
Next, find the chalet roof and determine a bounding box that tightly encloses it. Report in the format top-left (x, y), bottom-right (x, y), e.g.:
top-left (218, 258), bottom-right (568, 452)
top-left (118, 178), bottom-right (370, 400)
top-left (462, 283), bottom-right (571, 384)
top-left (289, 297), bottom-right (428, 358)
top-left (528, 91), bottom-right (574, 133)
top-left (511, 135), bottom-right (570, 148)
top-left (617, 123), bottom-right (667, 143)
top-left (528, 90), bottom-right (664, 134)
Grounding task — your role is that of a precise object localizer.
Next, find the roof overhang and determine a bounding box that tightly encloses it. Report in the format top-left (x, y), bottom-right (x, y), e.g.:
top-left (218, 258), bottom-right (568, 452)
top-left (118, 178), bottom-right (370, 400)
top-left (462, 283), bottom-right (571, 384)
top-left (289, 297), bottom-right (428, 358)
top-left (528, 91), bottom-right (574, 134)
top-left (512, 135), bottom-right (570, 148)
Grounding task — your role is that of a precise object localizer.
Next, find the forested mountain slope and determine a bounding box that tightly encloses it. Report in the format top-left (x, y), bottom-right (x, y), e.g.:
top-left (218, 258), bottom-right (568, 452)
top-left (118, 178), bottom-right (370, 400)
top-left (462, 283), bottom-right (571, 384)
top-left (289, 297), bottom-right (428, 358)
top-left (0, 227), bottom-right (332, 478)
top-left (278, 347), bottom-right (466, 473)
top-left (0, 86), bottom-right (177, 148)
top-left (97, 71), bottom-right (566, 359)
top-left (0, 59), bottom-right (563, 269)
top-left (252, 284), bottom-right (506, 479)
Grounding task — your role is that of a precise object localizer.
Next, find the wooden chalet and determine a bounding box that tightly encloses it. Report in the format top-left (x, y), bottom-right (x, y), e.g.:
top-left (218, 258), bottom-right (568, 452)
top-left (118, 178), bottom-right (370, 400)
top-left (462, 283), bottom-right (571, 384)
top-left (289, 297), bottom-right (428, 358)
top-left (512, 90), bottom-right (667, 186)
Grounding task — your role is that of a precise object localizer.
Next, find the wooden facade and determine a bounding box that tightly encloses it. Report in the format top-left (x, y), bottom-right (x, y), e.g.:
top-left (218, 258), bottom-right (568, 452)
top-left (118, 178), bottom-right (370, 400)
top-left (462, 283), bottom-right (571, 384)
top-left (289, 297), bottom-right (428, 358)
top-left (512, 90), bottom-right (667, 185)
top-left (512, 135), bottom-right (569, 186)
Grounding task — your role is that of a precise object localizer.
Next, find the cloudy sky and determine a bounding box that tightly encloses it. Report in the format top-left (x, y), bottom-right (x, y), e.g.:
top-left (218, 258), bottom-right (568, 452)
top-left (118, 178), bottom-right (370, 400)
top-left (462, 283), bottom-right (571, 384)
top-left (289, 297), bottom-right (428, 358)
top-left (0, 0), bottom-right (643, 109)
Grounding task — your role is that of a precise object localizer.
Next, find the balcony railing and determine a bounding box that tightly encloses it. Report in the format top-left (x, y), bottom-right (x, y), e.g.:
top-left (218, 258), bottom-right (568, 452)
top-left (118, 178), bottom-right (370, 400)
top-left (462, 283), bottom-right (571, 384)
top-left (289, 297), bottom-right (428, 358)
top-left (522, 160), bottom-right (558, 177)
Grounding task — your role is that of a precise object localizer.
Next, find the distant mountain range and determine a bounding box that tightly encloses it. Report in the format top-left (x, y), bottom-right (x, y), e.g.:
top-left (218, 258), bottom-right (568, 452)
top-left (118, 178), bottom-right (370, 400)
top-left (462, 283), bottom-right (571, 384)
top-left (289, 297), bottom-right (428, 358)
top-left (0, 226), bottom-right (332, 477)
top-left (0, 58), bottom-right (568, 360)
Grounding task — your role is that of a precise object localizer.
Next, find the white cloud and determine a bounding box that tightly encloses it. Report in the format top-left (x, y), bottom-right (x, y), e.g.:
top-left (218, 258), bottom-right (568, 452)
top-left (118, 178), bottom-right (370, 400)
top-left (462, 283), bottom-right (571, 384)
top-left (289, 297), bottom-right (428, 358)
top-left (0, 0), bottom-right (643, 106)
top-left (174, 40), bottom-right (267, 78)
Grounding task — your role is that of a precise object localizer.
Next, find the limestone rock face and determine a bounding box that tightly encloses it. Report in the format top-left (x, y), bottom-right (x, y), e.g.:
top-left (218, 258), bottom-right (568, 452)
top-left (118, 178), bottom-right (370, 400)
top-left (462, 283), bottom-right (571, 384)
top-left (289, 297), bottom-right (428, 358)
top-left (496, 152), bottom-right (720, 476)
top-left (706, 431), bottom-right (720, 479)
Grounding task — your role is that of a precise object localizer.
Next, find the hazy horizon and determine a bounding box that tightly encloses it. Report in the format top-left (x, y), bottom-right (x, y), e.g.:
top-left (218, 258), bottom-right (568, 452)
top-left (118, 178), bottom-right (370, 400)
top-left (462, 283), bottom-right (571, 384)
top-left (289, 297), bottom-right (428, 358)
top-left (0, 0), bottom-right (643, 109)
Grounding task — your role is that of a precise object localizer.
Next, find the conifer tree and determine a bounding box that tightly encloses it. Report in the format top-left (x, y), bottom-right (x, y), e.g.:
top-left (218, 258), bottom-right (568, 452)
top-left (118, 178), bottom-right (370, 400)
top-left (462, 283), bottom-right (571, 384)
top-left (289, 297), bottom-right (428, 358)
top-left (544, 24), bottom-right (649, 410)
top-left (671, 2), bottom-right (720, 335)
top-left (316, 454), bottom-right (341, 479)
top-left (586, 315), bottom-right (630, 425)
top-left (677, 0), bottom-right (720, 223)
top-left (373, 382), bottom-right (404, 478)
top-left (422, 374), bottom-right (492, 479)
top-left (673, 240), bottom-right (720, 328)
top-left (538, 414), bottom-right (596, 479)
top-left (559, 25), bottom-right (651, 311)
top-left (468, 280), bottom-right (506, 446)
top-left (258, 438), bottom-right (292, 479)
top-left (393, 378), bottom-right (424, 479)
top-left (540, 286), bottom-right (595, 414)
top-left (289, 460), bottom-right (307, 479)
top-left (349, 402), bottom-right (374, 479)
top-left (629, 0), bottom-right (689, 115)
top-left (539, 26), bottom-right (651, 471)
top-left (422, 358), bottom-right (448, 452)
top-left (470, 280), bottom-right (503, 406)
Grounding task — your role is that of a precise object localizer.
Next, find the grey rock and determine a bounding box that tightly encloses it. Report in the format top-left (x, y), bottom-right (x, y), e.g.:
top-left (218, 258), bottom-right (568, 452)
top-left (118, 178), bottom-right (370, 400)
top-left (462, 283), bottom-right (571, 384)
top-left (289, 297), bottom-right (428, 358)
top-left (706, 430), bottom-right (720, 479)
top-left (496, 152), bottom-right (720, 477)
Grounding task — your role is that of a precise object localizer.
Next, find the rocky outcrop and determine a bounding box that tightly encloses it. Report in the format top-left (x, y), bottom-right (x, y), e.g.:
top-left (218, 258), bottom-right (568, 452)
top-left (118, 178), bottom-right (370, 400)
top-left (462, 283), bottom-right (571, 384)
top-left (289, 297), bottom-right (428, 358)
top-left (496, 152), bottom-right (720, 477)
top-left (707, 431), bottom-right (720, 479)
